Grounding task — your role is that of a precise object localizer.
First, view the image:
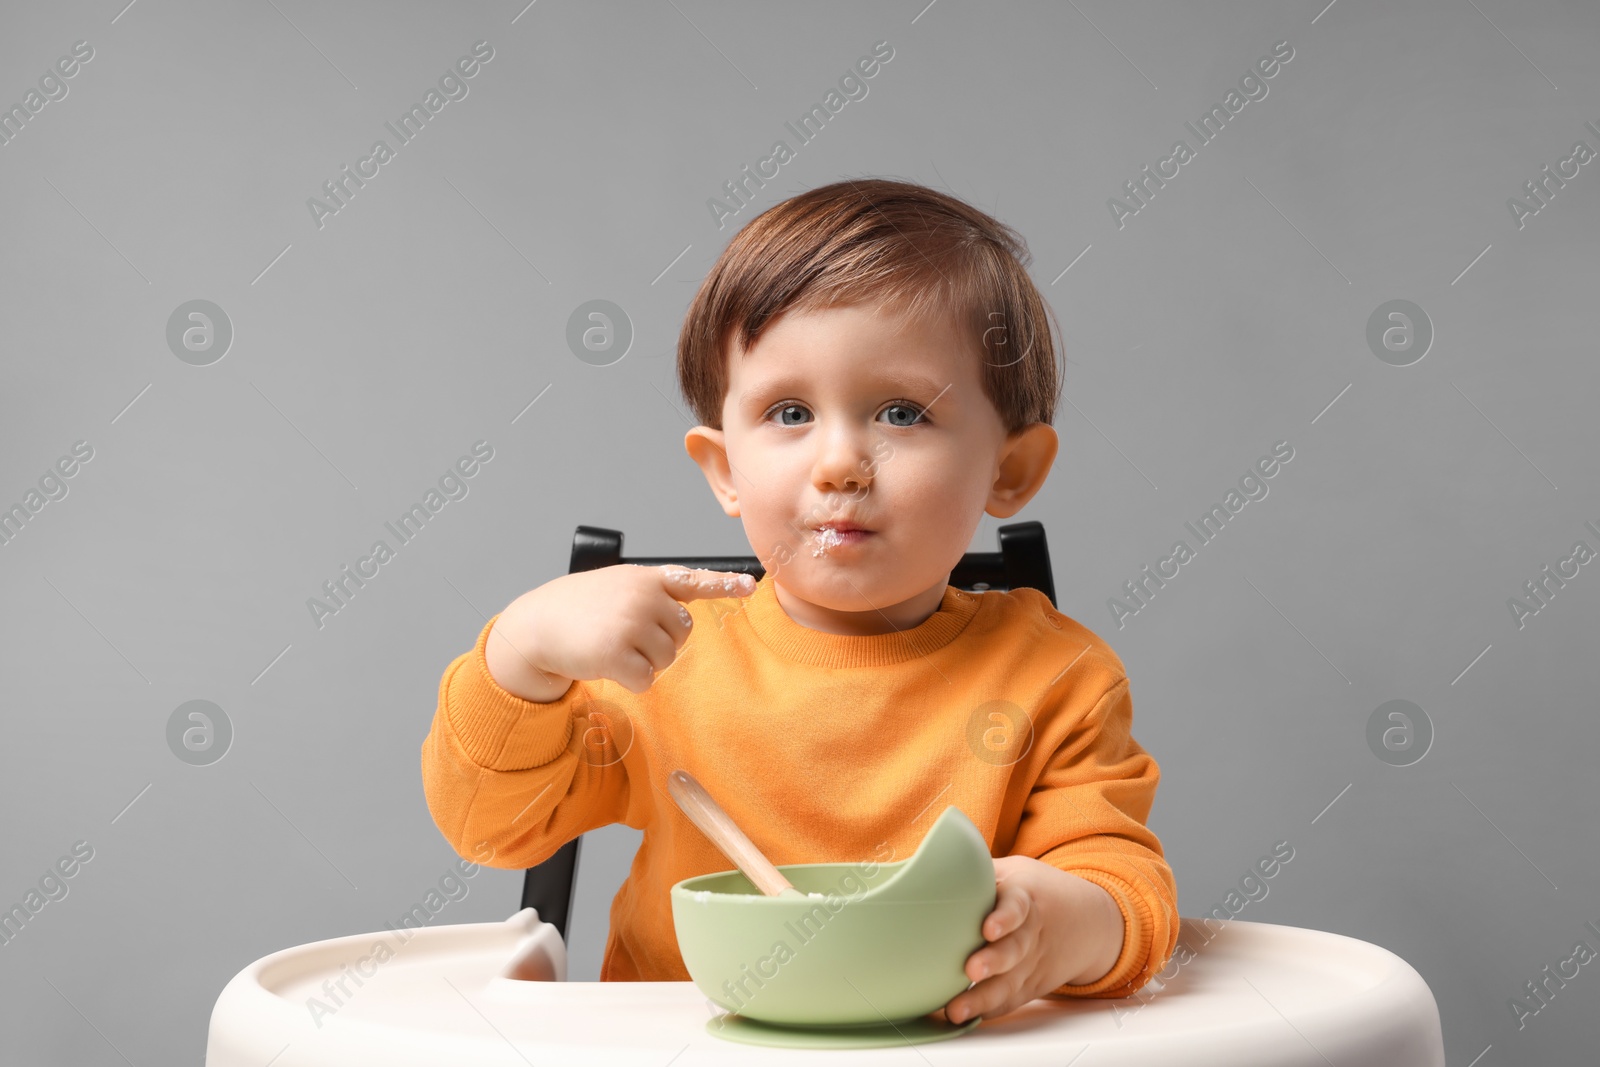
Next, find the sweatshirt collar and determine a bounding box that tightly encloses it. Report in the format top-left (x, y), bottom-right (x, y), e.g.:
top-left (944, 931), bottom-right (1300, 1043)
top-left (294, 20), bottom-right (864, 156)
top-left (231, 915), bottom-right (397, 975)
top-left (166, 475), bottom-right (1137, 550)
top-left (740, 574), bottom-right (985, 668)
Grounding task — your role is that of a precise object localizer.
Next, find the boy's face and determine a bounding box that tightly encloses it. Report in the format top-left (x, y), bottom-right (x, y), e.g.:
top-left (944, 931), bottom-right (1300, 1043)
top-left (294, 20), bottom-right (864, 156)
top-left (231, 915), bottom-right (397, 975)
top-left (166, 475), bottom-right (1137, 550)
top-left (685, 302), bottom-right (1057, 635)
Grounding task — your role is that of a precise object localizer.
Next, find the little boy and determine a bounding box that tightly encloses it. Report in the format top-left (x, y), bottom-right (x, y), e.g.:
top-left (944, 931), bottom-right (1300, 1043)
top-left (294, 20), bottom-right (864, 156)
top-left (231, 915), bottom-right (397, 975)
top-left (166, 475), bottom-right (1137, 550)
top-left (421, 177), bottom-right (1178, 1026)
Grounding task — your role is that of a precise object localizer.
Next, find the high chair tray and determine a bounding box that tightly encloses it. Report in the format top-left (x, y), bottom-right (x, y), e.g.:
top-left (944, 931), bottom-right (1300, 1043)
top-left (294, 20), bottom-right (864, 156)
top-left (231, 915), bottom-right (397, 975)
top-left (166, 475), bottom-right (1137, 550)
top-left (205, 907), bottom-right (1445, 1066)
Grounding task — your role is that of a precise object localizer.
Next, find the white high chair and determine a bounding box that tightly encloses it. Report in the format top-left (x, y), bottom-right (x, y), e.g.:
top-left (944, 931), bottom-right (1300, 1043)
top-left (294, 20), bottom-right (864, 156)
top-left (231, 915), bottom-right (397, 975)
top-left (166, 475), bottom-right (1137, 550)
top-left (204, 524), bottom-right (1446, 1063)
top-left (205, 907), bottom-right (1445, 1064)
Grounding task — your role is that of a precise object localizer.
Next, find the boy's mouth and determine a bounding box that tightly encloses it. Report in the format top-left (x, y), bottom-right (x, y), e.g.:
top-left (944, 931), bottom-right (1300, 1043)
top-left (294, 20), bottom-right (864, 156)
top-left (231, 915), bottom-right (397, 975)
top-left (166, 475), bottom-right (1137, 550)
top-left (813, 520), bottom-right (870, 534)
top-left (810, 522), bottom-right (873, 556)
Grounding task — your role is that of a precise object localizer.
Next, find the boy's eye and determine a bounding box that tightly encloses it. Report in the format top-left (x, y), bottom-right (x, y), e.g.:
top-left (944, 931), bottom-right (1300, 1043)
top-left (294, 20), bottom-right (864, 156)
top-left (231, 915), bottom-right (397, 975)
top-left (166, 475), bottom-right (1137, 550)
top-left (764, 402), bottom-right (928, 427)
top-left (880, 403), bottom-right (926, 427)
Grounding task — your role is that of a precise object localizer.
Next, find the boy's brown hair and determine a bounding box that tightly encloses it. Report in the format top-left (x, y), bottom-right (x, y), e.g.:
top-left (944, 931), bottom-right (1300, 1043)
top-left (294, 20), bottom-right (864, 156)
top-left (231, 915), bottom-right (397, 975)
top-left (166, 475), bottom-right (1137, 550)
top-left (677, 177), bottom-right (1063, 435)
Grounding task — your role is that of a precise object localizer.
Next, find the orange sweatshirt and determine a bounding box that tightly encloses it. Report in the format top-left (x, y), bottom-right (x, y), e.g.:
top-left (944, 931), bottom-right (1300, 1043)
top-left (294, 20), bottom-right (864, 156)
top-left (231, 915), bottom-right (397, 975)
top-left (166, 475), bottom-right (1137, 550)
top-left (420, 575), bottom-right (1178, 998)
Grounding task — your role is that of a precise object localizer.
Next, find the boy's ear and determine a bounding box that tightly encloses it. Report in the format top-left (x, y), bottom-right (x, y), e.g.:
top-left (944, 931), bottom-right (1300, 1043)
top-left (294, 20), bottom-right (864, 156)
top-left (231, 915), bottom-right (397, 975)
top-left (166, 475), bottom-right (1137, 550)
top-left (684, 426), bottom-right (741, 518)
top-left (986, 422), bottom-right (1058, 519)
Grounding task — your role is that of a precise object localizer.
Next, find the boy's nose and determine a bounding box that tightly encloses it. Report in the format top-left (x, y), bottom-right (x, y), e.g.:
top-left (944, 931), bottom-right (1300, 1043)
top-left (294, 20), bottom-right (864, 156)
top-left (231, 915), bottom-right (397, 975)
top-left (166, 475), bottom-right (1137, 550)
top-left (812, 436), bottom-right (874, 495)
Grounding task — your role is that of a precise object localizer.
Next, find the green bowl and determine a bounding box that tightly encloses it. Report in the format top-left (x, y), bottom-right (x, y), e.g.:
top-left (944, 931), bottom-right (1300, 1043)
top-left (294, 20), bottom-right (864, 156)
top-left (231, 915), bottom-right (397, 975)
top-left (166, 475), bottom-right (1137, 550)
top-left (670, 805), bottom-right (996, 1028)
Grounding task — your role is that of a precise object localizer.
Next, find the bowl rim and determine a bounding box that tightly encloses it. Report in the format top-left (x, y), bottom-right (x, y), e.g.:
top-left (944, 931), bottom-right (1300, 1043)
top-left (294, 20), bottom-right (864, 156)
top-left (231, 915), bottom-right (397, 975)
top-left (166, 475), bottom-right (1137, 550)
top-left (670, 856), bottom-right (909, 898)
top-left (671, 806), bottom-right (993, 904)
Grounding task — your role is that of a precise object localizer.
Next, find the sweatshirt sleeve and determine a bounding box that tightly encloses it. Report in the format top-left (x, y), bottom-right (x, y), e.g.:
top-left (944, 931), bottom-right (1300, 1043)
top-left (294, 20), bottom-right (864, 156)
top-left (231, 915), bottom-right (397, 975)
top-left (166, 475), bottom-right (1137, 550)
top-left (1014, 674), bottom-right (1179, 999)
top-left (419, 613), bottom-right (638, 871)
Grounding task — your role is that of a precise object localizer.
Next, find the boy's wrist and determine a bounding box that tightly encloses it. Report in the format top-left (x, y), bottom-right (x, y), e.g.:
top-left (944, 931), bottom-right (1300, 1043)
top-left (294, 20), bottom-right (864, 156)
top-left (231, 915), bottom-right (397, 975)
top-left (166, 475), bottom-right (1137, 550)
top-left (1061, 876), bottom-right (1126, 987)
top-left (485, 615), bottom-right (573, 703)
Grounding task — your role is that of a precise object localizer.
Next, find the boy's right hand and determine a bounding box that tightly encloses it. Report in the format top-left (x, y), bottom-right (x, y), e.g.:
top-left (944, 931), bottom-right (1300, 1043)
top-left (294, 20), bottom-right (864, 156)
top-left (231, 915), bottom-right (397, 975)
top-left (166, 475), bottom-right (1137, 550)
top-left (485, 564), bottom-right (759, 702)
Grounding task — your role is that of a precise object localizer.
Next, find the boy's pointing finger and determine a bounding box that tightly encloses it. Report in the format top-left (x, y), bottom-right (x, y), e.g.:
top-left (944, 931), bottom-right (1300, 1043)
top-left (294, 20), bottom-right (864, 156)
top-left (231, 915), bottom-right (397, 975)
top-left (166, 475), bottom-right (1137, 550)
top-left (656, 565), bottom-right (758, 600)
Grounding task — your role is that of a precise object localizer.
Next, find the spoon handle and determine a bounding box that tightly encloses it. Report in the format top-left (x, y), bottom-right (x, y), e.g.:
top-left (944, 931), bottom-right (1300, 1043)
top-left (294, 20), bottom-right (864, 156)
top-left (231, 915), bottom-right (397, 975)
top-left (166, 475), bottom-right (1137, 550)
top-left (667, 770), bottom-right (796, 897)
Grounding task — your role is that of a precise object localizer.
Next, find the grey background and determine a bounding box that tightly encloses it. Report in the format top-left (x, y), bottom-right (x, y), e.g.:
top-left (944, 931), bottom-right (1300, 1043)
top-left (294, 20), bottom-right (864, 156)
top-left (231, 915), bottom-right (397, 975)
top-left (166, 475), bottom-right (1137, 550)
top-left (2, 0), bottom-right (1596, 1063)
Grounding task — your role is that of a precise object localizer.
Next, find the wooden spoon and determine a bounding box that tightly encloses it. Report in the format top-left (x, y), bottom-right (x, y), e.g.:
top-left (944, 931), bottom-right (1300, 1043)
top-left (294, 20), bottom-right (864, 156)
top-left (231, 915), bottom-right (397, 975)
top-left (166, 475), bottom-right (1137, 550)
top-left (667, 770), bottom-right (805, 899)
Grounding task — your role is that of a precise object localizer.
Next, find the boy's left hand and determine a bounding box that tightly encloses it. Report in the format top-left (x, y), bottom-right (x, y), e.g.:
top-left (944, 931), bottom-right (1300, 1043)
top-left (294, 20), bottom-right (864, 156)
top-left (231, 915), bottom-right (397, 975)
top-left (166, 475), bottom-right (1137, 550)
top-left (935, 855), bottom-right (1125, 1027)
